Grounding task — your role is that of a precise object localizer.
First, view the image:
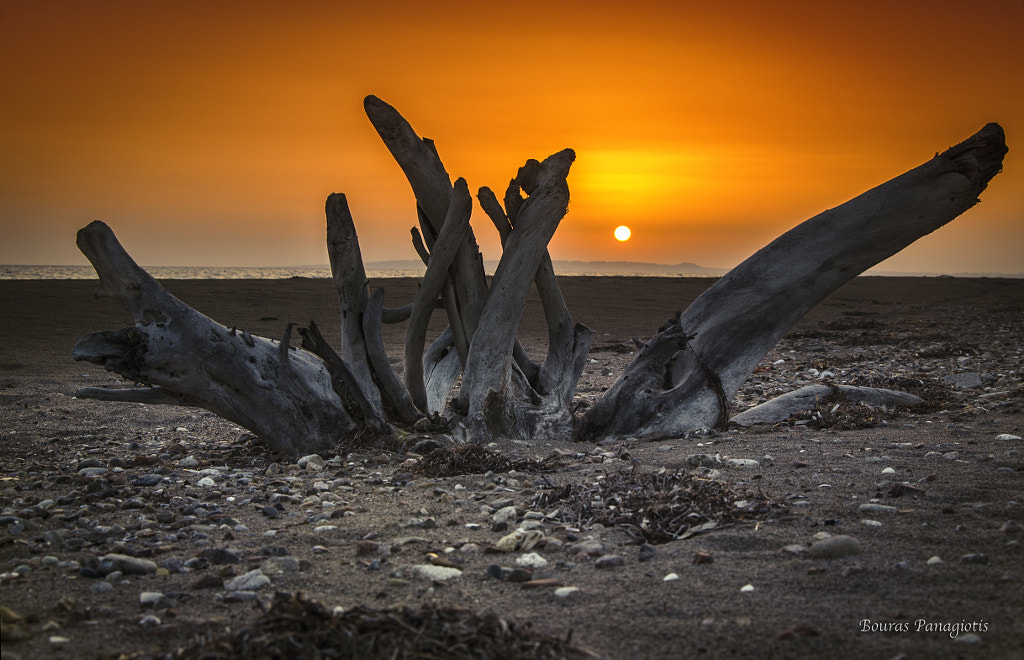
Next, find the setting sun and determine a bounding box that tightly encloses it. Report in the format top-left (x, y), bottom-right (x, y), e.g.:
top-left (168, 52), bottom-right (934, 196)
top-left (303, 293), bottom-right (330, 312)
top-left (614, 226), bottom-right (632, 242)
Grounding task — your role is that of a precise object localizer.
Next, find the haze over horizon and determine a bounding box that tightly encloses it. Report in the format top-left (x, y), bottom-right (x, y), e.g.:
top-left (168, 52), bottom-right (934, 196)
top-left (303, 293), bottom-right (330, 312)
top-left (1, 1), bottom-right (1021, 275)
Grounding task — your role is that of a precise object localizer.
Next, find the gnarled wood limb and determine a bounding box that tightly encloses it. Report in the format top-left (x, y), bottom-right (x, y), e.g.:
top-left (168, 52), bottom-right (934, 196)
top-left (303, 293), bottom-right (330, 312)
top-left (576, 123), bottom-right (1007, 442)
top-left (364, 95), bottom-right (489, 363)
top-left (72, 221), bottom-right (354, 456)
top-left (404, 178), bottom-right (473, 412)
top-left (460, 149), bottom-right (578, 438)
top-left (478, 183), bottom-right (593, 400)
top-left (325, 193), bottom-right (385, 418)
top-left (362, 289), bottom-right (420, 425)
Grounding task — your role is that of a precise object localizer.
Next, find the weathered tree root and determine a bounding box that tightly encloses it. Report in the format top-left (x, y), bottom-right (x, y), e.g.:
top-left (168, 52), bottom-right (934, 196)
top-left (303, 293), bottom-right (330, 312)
top-left (71, 97), bottom-right (1007, 455)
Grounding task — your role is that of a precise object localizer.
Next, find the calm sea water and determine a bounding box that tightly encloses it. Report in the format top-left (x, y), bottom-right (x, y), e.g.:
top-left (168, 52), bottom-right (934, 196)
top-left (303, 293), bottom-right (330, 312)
top-left (0, 265), bottom-right (424, 280)
top-left (0, 265), bottom-right (714, 280)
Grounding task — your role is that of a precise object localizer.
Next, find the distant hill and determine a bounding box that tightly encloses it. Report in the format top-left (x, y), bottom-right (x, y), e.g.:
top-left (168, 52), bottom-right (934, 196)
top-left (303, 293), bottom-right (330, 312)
top-left (364, 259), bottom-right (728, 276)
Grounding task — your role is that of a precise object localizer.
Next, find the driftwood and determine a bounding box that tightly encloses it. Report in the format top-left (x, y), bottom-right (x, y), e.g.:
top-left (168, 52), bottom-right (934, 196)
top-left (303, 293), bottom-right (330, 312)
top-left (575, 122), bottom-right (1007, 442)
top-left (72, 96), bottom-right (1007, 455)
top-left (729, 385), bottom-right (924, 427)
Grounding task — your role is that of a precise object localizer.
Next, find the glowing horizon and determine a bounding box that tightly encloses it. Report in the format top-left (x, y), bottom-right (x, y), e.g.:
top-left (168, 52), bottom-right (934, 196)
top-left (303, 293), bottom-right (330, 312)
top-left (1, 1), bottom-right (1021, 274)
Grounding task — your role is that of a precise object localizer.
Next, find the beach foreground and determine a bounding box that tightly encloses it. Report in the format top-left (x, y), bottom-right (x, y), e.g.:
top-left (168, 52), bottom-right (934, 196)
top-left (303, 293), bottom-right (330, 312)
top-left (1, 276), bottom-right (1022, 658)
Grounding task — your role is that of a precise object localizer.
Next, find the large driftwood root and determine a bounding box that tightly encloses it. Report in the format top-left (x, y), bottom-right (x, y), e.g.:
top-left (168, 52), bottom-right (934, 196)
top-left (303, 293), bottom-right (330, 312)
top-left (70, 95), bottom-right (1006, 453)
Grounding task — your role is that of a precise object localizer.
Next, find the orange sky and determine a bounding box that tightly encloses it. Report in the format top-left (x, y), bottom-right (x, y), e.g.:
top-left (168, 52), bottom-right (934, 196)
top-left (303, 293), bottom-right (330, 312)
top-left (1, 0), bottom-right (1021, 273)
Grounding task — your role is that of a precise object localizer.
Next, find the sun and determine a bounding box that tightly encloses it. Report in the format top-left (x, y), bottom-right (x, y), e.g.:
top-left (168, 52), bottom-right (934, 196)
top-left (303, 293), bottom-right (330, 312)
top-left (614, 225), bottom-right (631, 242)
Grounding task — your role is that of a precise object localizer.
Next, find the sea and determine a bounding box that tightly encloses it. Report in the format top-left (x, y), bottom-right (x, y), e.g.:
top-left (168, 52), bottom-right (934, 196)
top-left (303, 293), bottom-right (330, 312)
top-left (3, 265), bottom-right (1016, 280)
top-left (0, 265), bottom-right (421, 280)
top-left (0, 265), bottom-right (721, 280)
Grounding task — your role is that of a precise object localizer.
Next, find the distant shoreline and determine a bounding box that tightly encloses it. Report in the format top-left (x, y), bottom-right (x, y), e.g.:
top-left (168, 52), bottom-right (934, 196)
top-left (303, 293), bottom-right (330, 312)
top-left (2, 264), bottom-right (1021, 280)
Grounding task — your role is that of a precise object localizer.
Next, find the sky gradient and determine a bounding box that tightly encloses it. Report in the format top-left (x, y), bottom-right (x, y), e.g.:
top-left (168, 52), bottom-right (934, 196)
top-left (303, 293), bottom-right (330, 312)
top-left (2, 0), bottom-right (1021, 274)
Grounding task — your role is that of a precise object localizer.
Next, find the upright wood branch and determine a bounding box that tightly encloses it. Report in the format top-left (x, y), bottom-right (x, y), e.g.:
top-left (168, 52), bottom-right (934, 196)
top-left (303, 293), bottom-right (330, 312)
top-left (460, 149), bottom-right (584, 439)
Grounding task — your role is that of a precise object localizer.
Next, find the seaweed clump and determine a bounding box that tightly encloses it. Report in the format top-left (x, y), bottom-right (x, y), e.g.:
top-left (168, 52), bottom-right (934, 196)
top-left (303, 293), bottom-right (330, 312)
top-left (414, 443), bottom-right (564, 477)
top-left (138, 592), bottom-right (601, 660)
top-left (533, 468), bottom-right (784, 544)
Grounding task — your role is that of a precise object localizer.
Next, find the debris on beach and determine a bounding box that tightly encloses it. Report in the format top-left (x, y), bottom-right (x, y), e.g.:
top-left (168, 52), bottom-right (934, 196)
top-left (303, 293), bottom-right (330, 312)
top-left (161, 592), bottom-right (599, 660)
top-left (413, 444), bottom-right (565, 477)
top-left (531, 469), bottom-right (785, 544)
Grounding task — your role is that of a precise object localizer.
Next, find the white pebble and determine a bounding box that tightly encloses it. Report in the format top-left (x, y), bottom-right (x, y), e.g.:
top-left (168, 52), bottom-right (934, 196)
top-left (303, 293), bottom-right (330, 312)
top-left (663, 573), bottom-right (680, 582)
top-left (740, 584), bottom-right (755, 592)
top-left (516, 552), bottom-right (548, 569)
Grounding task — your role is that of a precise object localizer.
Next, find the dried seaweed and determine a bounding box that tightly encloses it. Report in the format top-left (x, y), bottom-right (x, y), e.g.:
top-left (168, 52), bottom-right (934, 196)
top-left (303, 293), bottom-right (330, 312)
top-left (533, 469), bottom-right (783, 544)
top-left (140, 593), bottom-right (601, 660)
top-left (414, 444), bottom-right (565, 477)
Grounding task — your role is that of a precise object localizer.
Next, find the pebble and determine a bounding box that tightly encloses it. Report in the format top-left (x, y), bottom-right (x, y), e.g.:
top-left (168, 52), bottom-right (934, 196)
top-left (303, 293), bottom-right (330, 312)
top-left (594, 555), bottom-right (624, 569)
top-left (727, 458), bottom-right (760, 469)
top-left (516, 552), bottom-right (548, 569)
top-left (663, 573), bottom-right (679, 582)
top-left (90, 581), bottom-right (114, 595)
top-left (953, 633), bottom-right (982, 644)
top-left (566, 539), bottom-right (604, 557)
top-left (858, 503), bottom-right (897, 514)
top-left (260, 556), bottom-right (300, 576)
top-left (781, 544), bottom-right (807, 556)
top-left (808, 535), bottom-right (862, 559)
top-left (297, 454), bottom-right (326, 471)
top-left (139, 592), bottom-right (169, 608)
top-left (197, 477), bottom-right (217, 488)
top-left (926, 556), bottom-right (943, 565)
top-left (996, 434), bottom-right (1022, 441)
top-left (494, 529), bottom-right (543, 552)
top-left (404, 564), bottom-right (462, 582)
top-left (944, 372), bottom-right (982, 390)
top-left (492, 506), bottom-right (517, 524)
top-left (224, 569), bottom-right (271, 591)
top-left (99, 553), bottom-right (157, 576)
top-left (740, 584), bottom-right (755, 592)
top-left (686, 454), bottom-right (722, 468)
top-left (553, 586), bottom-right (580, 598)
top-left (960, 553), bottom-right (989, 565)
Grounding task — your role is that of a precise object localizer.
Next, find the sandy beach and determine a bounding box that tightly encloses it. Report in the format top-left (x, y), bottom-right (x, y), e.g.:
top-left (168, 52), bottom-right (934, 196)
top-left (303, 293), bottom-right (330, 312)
top-left (1, 275), bottom-right (1022, 658)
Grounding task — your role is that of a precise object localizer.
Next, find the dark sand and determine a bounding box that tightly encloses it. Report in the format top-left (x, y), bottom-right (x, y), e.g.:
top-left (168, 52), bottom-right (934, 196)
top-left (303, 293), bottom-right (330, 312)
top-left (1, 276), bottom-right (1022, 658)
